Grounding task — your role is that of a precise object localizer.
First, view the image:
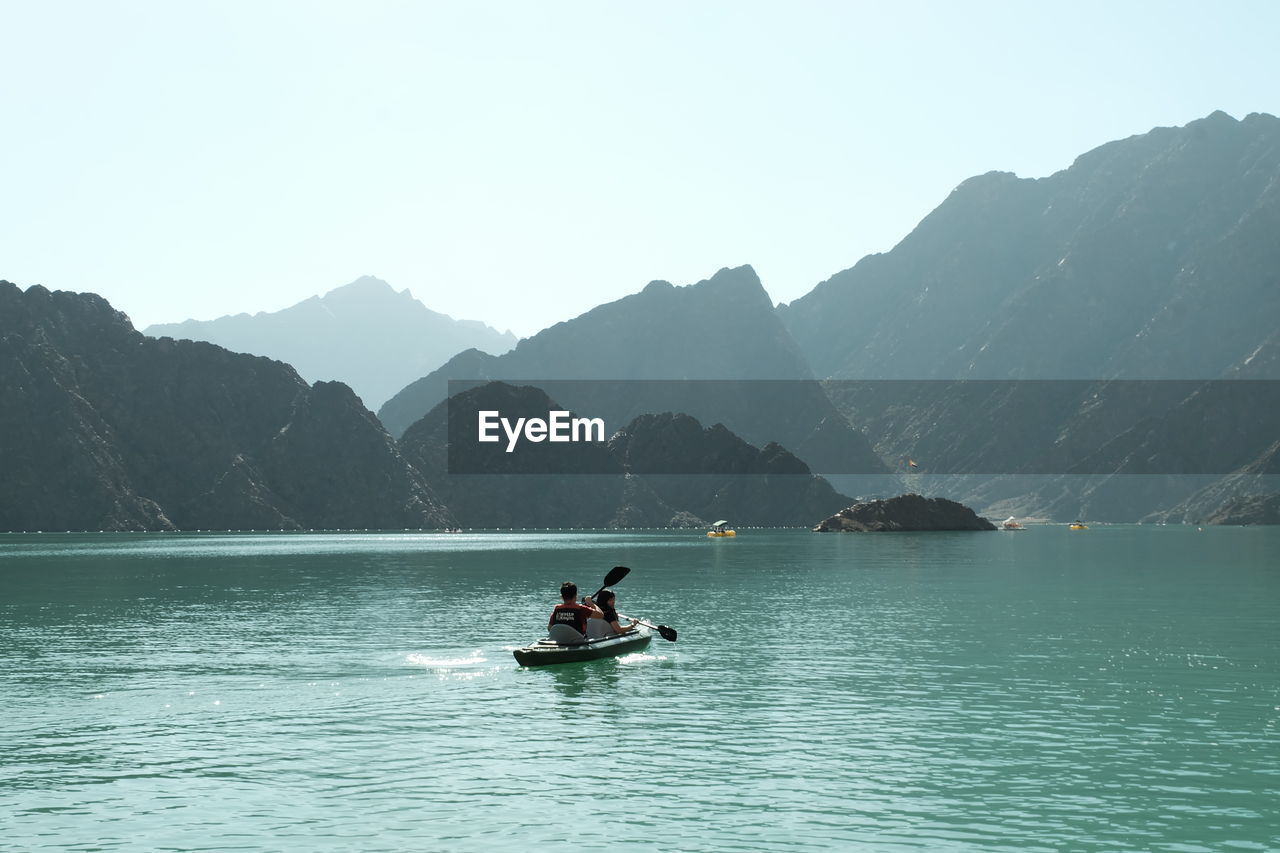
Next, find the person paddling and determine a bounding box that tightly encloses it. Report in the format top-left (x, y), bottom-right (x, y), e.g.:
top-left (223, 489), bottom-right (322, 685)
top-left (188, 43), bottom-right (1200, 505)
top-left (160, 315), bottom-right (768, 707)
top-left (594, 588), bottom-right (639, 635)
top-left (549, 581), bottom-right (602, 635)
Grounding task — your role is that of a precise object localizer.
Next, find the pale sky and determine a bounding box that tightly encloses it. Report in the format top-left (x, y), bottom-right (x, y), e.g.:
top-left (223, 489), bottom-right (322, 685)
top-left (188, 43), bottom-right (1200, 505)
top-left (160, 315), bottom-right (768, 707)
top-left (3, 1), bottom-right (1278, 338)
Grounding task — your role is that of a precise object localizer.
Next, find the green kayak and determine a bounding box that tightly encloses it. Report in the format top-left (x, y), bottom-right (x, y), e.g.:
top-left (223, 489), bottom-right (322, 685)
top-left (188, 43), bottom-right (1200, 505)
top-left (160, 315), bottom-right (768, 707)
top-left (513, 627), bottom-right (652, 667)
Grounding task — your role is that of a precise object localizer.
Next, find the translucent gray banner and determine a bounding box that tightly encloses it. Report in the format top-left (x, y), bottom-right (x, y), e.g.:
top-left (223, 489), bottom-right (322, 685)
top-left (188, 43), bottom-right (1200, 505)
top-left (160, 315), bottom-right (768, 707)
top-left (442, 379), bottom-right (1280, 476)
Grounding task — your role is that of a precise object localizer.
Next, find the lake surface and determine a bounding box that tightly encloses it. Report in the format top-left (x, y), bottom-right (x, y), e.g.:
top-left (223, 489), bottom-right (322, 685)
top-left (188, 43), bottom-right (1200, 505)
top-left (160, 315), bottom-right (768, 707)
top-left (2, 526), bottom-right (1277, 851)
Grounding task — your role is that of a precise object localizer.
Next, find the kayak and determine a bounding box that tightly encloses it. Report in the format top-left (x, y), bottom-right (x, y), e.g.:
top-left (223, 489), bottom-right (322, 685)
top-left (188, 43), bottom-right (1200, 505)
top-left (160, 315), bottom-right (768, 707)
top-left (513, 627), bottom-right (652, 667)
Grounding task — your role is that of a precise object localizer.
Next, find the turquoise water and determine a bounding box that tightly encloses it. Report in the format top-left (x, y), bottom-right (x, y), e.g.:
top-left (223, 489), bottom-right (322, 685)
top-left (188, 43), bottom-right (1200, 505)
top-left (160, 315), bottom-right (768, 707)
top-left (2, 526), bottom-right (1277, 851)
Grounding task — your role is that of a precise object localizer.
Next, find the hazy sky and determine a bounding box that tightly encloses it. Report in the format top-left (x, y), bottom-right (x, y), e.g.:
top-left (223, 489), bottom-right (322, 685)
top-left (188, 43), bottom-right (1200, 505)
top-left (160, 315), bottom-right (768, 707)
top-left (3, 1), bottom-right (1278, 338)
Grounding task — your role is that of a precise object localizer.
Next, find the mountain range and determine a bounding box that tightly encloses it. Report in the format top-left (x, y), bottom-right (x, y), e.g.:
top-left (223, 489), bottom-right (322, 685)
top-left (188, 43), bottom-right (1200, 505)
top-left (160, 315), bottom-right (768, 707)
top-left (377, 266), bottom-right (888, 478)
top-left (778, 110), bottom-right (1280, 521)
top-left (778, 110), bottom-right (1280, 382)
top-left (1, 283), bottom-right (850, 530)
top-left (5, 110), bottom-right (1279, 527)
top-left (144, 276), bottom-right (516, 410)
top-left (1, 282), bottom-right (453, 531)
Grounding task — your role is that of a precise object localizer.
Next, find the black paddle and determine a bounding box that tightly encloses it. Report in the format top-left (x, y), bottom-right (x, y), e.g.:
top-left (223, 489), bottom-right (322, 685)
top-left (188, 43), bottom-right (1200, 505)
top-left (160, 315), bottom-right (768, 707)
top-left (589, 566), bottom-right (678, 642)
top-left (624, 616), bottom-right (678, 642)
top-left (589, 565), bottom-right (630, 602)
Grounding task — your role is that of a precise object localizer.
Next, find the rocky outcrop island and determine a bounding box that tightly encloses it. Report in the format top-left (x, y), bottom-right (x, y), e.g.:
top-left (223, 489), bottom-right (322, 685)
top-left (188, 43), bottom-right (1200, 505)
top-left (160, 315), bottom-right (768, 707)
top-left (814, 494), bottom-right (996, 532)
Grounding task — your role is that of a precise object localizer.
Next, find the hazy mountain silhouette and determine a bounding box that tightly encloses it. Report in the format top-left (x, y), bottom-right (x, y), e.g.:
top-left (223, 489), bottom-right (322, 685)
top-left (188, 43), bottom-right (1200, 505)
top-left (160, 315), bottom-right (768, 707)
top-left (145, 276), bottom-right (516, 410)
top-left (2, 282), bottom-right (453, 531)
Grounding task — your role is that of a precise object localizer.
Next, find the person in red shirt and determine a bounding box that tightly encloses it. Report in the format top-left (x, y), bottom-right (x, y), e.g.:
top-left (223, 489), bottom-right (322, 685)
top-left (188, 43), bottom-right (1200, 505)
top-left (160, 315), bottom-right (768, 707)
top-left (548, 581), bottom-right (603, 635)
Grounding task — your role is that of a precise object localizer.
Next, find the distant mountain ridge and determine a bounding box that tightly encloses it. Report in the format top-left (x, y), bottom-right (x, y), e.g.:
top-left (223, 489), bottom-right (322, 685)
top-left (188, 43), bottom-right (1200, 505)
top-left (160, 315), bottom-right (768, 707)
top-left (379, 266), bottom-right (812, 433)
top-left (379, 265), bottom-right (887, 477)
top-left (145, 276), bottom-right (516, 410)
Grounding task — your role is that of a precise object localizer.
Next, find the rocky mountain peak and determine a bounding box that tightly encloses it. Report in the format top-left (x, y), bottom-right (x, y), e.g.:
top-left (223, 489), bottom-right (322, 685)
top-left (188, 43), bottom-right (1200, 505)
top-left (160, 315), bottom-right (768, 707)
top-left (144, 276), bottom-right (515, 410)
top-left (322, 274), bottom-right (400, 299)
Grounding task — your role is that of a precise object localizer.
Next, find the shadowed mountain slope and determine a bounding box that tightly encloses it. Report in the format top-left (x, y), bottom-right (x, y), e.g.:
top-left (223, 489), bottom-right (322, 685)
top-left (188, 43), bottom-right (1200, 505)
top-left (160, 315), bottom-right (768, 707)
top-left (2, 282), bottom-right (452, 531)
top-left (779, 111), bottom-right (1280, 521)
top-left (398, 381), bottom-right (851, 528)
top-left (779, 111), bottom-right (1280, 383)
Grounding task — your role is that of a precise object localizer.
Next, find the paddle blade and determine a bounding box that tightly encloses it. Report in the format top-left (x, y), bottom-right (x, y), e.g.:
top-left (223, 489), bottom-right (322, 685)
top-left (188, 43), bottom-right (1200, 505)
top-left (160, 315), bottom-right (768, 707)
top-left (657, 625), bottom-right (678, 642)
top-left (589, 566), bottom-right (631, 603)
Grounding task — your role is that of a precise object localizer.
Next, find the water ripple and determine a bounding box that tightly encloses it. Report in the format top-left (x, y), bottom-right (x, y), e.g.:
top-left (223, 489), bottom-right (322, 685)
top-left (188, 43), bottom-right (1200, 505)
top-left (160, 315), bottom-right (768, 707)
top-left (2, 529), bottom-right (1278, 850)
